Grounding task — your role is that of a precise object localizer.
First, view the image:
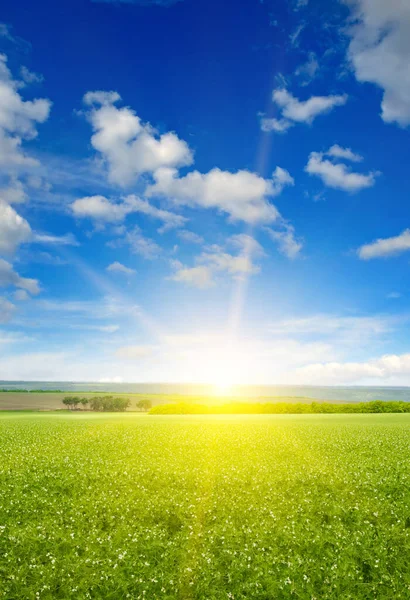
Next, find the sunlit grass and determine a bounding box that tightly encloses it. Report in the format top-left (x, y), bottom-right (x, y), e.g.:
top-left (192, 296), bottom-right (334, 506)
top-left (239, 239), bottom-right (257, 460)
top-left (1, 412), bottom-right (410, 598)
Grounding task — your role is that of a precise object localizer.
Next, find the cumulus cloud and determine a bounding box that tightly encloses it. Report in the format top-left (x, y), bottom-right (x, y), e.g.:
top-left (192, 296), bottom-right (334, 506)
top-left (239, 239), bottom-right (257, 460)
top-left (71, 195), bottom-right (133, 223)
top-left (0, 296), bottom-right (16, 323)
top-left (297, 353), bottom-right (410, 385)
top-left (0, 259), bottom-right (39, 294)
top-left (228, 233), bottom-right (265, 257)
top-left (266, 223), bottom-right (303, 259)
top-left (125, 195), bottom-right (187, 232)
top-left (0, 178), bottom-right (27, 204)
top-left (169, 264), bottom-right (214, 289)
top-left (357, 229), bottom-right (410, 260)
top-left (71, 193), bottom-right (186, 232)
top-left (83, 90), bottom-right (193, 186)
top-left (147, 166), bottom-right (293, 225)
top-left (124, 226), bottom-right (162, 259)
top-left (344, 0), bottom-right (410, 127)
top-left (0, 54), bottom-right (51, 168)
top-left (260, 88), bottom-right (347, 133)
top-left (106, 261), bottom-right (136, 275)
top-left (0, 201), bottom-right (32, 254)
top-left (169, 234), bottom-right (264, 288)
top-left (260, 117), bottom-right (293, 134)
top-left (199, 250), bottom-right (261, 277)
top-left (327, 144), bottom-right (363, 162)
top-left (305, 148), bottom-right (378, 192)
top-left (13, 289), bottom-right (29, 301)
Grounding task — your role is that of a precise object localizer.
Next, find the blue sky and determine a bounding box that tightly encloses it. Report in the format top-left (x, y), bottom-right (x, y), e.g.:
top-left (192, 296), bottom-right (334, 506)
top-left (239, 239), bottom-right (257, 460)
top-left (1, 0), bottom-right (410, 385)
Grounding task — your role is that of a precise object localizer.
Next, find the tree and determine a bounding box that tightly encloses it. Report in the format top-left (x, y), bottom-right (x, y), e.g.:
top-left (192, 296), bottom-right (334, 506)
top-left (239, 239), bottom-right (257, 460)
top-left (136, 398), bottom-right (152, 412)
top-left (62, 396), bottom-right (81, 410)
top-left (80, 398), bottom-right (89, 410)
top-left (89, 396), bottom-right (130, 412)
top-left (62, 397), bottom-right (73, 410)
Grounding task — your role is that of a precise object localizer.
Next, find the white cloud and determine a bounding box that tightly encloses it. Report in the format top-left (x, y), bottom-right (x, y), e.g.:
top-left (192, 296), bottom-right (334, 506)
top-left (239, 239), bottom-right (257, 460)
top-left (296, 353), bottom-right (410, 384)
top-left (273, 89), bottom-right (348, 123)
top-left (33, 232), bottom-right (79, 246)
top-left (13, 289), bottom-right (29, 301)
top-left (0, 201), bottom-right (32, 254)
top-left (124, 195), bottom-right (187, 232)
top-left (271, 166), bottom-right (295, 194)
top-left (83, 90), bottom-right (193, 186)
top-left (228, 233), bottom-right (265, 257)
top-left (0, 54), bottom-right (51, 168)
top-left (71, 195), bottom-right (132, 223)
top-left (169, 264), bottom-right (214, 289)
top-left (0, 178), bottom-right (27, 203)
top-left (0, 200), bottom-right (74, 255)
top-left (269, 314), bottom-right (393, 339)
top-left (199, 250), bottom-right (261, 277)
top-left (106, 261), bottom-right (136, 275)
top-left (260, 117), bottom-right (293, 133)
top-left (357, 229), bottom-right (410, 259)
top-left (0, 296), bottom-right (16, 323)
top-left (295, 52), bottom-right (319, 85)
top-left (305, 149), bottom-right (378, 192)
top-left (261, 88), bottom-right (347, 133)
top-left (177, 230), bottom-right (204, 244)
top-left (19, 66), bottom-right (44, 86)
top-left (71, 194), bottom-right (186, 232)
top-left (327, 144), bottom-right (363, 162)
top-left (0, 259), bottom-right (39, 294)
top-left (83, 90), bottom-right (121, 106)
top-left (147, 166), bottom-right (293, 225)
top-left (125, 227), bottom-right (162, 259)
top-left (169, 234), bottom-right (264, 288)
top-left (266, 223), bottom-right (303, 259)
top-left (344, 0), bottom-right (410, 126)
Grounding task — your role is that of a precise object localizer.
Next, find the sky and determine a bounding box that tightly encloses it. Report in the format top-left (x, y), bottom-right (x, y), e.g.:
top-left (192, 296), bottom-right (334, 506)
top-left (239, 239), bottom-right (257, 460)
top-left (1, 0), bottom-right (410, 385)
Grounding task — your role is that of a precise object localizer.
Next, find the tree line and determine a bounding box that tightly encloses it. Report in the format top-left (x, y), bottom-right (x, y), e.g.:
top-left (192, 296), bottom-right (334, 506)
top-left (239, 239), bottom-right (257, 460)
top-left (62, 396), bottom-right (152, 412)
top-left (149, 400), bottom-right (410, 415)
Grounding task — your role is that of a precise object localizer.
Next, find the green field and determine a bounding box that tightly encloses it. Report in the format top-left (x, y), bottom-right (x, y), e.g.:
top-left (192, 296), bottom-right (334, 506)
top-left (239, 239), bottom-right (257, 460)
top-left (1, 413), bottom-right (410, 599)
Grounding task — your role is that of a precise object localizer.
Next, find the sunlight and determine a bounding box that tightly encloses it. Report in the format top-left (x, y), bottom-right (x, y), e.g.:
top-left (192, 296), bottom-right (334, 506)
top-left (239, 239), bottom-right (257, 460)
top-left (211, 381), bottom-right (234, 397)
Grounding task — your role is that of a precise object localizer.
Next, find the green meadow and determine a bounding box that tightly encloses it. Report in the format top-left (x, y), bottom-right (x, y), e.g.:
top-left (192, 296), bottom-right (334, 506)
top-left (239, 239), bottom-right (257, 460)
top-left (1, 412), bottom-right (410, 599)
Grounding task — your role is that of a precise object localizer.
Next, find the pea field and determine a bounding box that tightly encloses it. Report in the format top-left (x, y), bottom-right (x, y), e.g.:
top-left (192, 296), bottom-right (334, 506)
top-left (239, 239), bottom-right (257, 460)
top-left (1, 412), bottom-right (410, 599)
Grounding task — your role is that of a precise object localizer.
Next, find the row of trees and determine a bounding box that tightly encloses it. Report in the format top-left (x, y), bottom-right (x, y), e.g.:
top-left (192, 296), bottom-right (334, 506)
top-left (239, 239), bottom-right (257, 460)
top-left (149, 400), bottom-right (410, 415)
top-left (62, 396), bottom-right (152, 412)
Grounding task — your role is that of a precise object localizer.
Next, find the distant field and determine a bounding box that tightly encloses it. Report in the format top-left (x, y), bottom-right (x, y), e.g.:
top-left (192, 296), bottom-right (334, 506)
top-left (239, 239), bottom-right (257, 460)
top-left (1, 412), bottom-right (410, 598)
top-left (0, 391), bottom-right (325, 411)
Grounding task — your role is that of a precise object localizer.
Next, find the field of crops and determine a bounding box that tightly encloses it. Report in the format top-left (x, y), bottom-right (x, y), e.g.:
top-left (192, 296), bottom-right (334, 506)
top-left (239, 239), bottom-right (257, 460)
top-left (1, 413), bottom-right (410, 599)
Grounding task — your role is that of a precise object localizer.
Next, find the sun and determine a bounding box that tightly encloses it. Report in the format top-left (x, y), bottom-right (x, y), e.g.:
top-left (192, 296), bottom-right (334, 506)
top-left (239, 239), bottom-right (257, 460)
top-left (212, 379), bottom-right (234, 397)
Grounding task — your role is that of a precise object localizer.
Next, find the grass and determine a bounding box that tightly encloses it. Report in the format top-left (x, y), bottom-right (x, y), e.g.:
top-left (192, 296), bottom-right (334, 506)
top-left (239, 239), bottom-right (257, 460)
top-left (1, 412), bottom-right (410, 598)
